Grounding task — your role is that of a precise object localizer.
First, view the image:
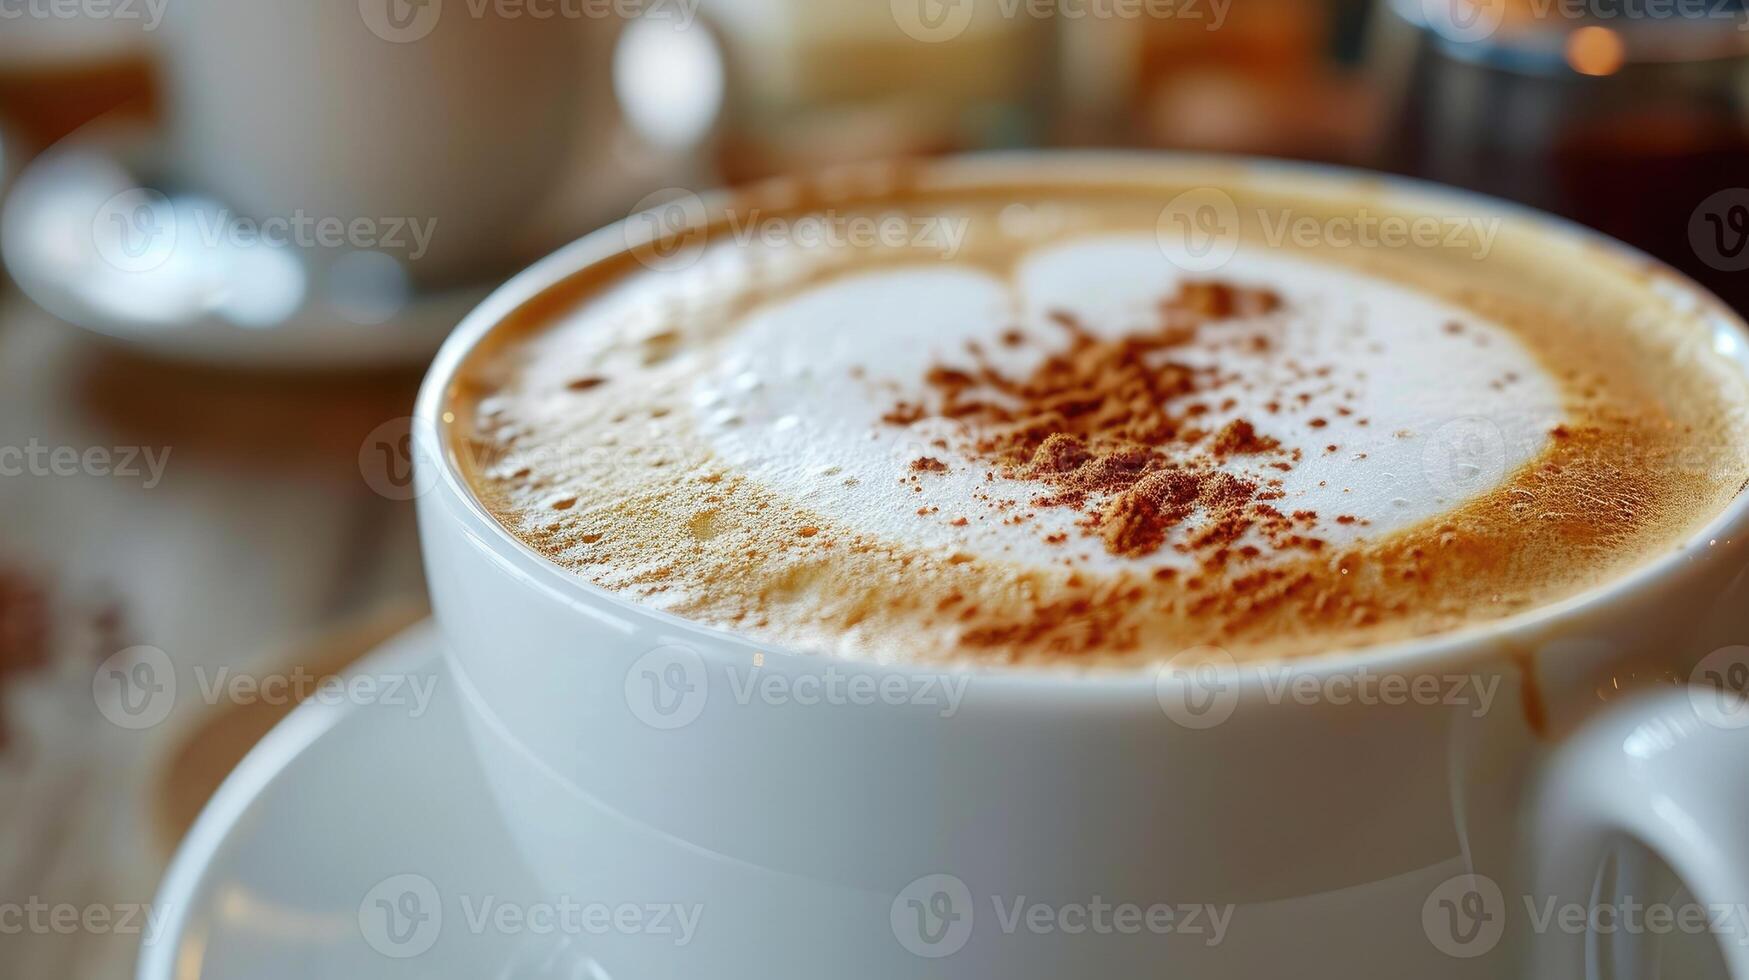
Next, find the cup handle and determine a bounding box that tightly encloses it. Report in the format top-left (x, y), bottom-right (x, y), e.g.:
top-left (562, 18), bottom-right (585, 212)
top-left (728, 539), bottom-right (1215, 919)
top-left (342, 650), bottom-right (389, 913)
top-left (1532, 685), bottom-right (1749, 978)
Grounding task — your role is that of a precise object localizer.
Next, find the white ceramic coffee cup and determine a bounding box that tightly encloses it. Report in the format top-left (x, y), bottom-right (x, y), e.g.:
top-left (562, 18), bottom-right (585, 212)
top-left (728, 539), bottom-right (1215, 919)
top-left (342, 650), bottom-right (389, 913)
top-left (414, 154), bottom-right (1749, 979)
top-left (156, 1), bottom-right (624, 284)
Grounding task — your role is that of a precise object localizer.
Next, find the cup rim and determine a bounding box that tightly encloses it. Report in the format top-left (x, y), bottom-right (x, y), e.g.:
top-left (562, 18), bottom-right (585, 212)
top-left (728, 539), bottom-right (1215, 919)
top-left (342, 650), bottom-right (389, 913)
top-left (415, 149), bottom-right (1749, 686)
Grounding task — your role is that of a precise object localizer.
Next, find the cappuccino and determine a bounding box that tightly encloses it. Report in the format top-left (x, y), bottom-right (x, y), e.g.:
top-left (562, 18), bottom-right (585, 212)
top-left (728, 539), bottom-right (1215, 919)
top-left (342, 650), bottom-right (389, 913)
top-left (447, 161), bottom-right (1749, 667)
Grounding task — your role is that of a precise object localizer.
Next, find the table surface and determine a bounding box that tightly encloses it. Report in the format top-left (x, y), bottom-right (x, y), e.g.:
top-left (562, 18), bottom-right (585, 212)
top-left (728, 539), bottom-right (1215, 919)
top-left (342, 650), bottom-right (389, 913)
top-left (0, 285), bottom-right (430, 979)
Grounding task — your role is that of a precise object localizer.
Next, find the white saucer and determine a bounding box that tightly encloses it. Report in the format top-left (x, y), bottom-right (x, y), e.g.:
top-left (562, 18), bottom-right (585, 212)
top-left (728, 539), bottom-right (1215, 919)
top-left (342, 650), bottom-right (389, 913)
top-left (139, 623), bottom-right (611, 980)
top-left (1, 119), bottom-right (491, 369)
top-left (139, 621), bottom-right (1736, 980)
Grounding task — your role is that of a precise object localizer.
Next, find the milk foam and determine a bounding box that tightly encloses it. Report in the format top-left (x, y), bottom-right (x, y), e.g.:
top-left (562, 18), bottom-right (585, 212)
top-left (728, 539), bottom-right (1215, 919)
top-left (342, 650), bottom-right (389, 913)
top-left (696, 239), bottom-right (1564, 572)
top-left (453, 173), bottom-right (1749, 667)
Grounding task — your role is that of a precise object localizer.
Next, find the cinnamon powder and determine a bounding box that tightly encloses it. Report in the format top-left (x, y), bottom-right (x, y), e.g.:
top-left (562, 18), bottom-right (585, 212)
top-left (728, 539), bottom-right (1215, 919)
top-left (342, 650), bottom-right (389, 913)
top-left (884, 281), bottom-right (1320, 569)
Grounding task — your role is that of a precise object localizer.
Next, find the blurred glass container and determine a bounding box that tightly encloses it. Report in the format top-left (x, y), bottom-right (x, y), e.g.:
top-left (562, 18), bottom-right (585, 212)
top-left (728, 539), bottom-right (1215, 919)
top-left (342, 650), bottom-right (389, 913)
top-left (701, 0), bottom-right (1055, 183)
top-left (1058, 0), bottom-right (1377, 162)
top-left (1373, 0), bottom-right (1749, 310)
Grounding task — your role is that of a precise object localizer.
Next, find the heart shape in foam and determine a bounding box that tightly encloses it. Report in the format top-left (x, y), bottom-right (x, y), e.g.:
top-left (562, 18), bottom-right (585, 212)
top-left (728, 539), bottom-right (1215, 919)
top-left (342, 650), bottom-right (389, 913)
top-left (694, 235), bottom-right (1562, 574)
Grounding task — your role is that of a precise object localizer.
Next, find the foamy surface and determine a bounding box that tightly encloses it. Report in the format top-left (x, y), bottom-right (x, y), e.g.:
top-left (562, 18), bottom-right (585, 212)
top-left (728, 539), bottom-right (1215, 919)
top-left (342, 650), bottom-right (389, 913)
top-left (701, 243), bottom-right (1562, 572)
top-left (450, 171), bottom-right (1749, 667)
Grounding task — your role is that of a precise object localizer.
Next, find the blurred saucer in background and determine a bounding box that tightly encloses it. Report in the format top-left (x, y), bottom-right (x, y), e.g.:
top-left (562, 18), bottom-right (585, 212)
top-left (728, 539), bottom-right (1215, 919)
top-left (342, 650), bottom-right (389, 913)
top-left (0, 117), bottom-right (491, 370)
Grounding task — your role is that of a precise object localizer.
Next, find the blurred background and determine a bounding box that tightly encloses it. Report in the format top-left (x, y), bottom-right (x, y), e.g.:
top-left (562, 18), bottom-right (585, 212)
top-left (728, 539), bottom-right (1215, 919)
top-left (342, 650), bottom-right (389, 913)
top-left (1, 0), bottom-right (1747, 975)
